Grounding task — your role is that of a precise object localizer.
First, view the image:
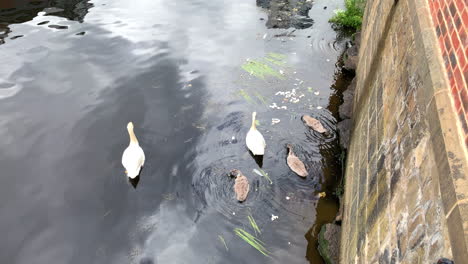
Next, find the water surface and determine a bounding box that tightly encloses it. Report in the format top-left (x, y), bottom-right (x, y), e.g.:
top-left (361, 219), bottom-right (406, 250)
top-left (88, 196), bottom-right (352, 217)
top-left (0, 0), bottom-right (348, 263)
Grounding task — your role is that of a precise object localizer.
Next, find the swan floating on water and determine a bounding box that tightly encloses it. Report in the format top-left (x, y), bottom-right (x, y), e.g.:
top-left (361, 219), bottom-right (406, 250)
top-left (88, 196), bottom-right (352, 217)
top-left (122, 122), bottom-right (145, 178)
top-left (246, 112), bottom-right (266, 155)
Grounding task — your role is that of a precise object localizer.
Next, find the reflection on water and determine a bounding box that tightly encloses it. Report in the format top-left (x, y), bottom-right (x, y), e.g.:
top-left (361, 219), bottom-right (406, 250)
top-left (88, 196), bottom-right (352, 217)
top-left (0, 0), bottom-right (348, 263)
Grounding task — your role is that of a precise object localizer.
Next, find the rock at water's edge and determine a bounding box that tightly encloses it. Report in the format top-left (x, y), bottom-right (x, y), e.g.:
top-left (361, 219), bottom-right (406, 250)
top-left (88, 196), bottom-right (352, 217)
top-left (318, 224), bottom-right (341, 264)
top-left (337, 119), bottom-right (352, 149)
top-left (339, 77), bottom-right (356, 120)
top-left (343, 31), bottom-right (361, 71)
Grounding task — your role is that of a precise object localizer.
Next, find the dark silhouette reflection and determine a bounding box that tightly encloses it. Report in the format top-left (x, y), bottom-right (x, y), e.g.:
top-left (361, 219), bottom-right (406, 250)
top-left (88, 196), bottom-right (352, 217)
top-left (256, 0), bottom-right (313, 29)
top-left (140, 257), bottom-right (155, 264)
top-left (128, 175), bottom-right (140, 189)
top-left (0, 0), bottom-right (93, 44)
top-left (248, 150), bottom-right (264, 168)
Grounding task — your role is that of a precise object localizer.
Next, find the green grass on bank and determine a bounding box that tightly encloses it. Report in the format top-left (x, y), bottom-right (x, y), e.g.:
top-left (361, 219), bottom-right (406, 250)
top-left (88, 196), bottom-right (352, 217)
top-left (329, 0), bottom-right (365, 30)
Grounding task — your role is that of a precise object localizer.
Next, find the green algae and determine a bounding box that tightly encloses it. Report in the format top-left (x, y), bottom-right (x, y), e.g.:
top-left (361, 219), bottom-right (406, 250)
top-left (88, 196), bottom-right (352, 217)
top-left (242, 60), bottom-right (283, 79)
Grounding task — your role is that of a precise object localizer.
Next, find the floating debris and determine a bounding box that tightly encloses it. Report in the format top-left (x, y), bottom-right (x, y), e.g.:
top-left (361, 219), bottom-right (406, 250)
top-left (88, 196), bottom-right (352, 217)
top-left (162, 193), bottom-right (176, 200)
top-left (318, 192), bottom-right (326, 198)
top-left (302, 115), bottom-right (327, 133)
top-left (271, 214), bottom-right (278, 221)
top-left (218, 235), bottom-right (229, 251)
top-left (316, 106), bottom-right (323, 110)
top-left (234, 228), bottom-right (271, 256)
top-left (285, 196), bottom-right (290, 200)
top-left (269, 102), bottom-right (288, 110)
top-left (263, 33), bottom-right (267, 39)
top-left (253, 168), bottom-right (272, 184)
top-left (230, 169), bottom-right (250, 202)
top-left (314, 91), bottom-right (320, 95)
top-left (271, 118), bottom-right (281, 125)
top-left (279, 70), bottom-right (284, 75)
top-left (286, 144), bottom-right (308, 177)
top-left (233, 212), bottom-right (236, 215)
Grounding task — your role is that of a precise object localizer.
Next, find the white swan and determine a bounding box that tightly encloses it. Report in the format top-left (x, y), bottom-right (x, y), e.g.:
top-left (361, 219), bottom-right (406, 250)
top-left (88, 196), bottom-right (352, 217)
top-left (246, 112), bottom-right (266, 155)
top-left (122, 122), bottom-right (145, 178)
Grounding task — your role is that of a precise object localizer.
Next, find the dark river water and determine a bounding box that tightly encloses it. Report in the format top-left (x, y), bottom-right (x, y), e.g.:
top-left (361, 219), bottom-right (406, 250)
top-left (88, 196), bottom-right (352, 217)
top-left (0, 0), bottom-right (351, 263)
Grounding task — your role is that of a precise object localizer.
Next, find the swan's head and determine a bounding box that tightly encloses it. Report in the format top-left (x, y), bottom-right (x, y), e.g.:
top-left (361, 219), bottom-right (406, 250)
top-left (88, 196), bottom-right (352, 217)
top-left (252, 112), bottom-right (257, 120)
top-left (127, 122), bottom-right (134, 130)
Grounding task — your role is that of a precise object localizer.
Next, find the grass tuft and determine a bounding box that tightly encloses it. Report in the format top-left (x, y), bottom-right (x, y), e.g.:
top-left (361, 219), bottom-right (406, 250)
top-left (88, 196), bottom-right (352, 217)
top-left (329, 0), bottom-right (365, 30)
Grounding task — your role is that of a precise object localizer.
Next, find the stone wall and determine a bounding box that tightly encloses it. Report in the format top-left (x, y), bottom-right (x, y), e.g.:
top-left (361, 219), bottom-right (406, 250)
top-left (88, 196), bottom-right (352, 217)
top-left (340, 0), bottom-right (468, 263)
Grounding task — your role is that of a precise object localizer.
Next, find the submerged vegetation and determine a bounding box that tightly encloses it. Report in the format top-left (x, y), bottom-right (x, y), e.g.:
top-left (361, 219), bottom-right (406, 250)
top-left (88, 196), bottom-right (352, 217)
top-left (248, 214), bottom-right (261, 235)
top-left (329, 0), bottom-right (365, 30)
top-left (241, 53), bottom-right (286, 79)
top-left (253, 168), bottom-right (273, 184)
top-left (218, 235), bottom-right (229, 251)
top-left (234, 228), bottom-right (271, 257)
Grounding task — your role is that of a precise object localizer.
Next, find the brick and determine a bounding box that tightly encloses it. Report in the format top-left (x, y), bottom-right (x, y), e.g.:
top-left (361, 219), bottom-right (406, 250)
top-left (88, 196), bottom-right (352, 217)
top-left (450, 2), bottom-right (457, 16)
top-left (450, 75), bottom-right (456, 87)
top-left (444, 8), bottom-right (454, 31)
top-left (459, 29), bottom-right (467, 47)
top-left (460, 87), bottom-right (468, 111)
top-left (462, 10), bottom-right (468, 28)
top-left (441, 20), bottom-right (448, 37)
top-left (456, 46), bottom-right (466, 67)
top-left (444, 52), bottom-right (452, 70)
top-left (445, 35), bottom-right (453, 52)
top-left (464, 69), bottom-right (468, 88)
top-left (455, 0), bottom-right (464, 14)
top-left (437, 9), bottom-right (444, 25)
top-left (451, 31), bottom-right (461, 51)
top-left (458, 108), bottom-right (468, 134)
top-left (454, 14), bottom-right (462, 29)
top-left (449, 50), bottom-right (458, 68)
top-left (453, 88), bottom-right (462, 110)
top-left (454, 66), bottom-right (465, 88)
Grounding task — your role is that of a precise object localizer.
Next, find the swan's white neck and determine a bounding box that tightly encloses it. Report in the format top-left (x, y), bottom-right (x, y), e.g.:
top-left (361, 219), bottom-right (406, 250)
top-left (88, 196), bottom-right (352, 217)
top-left (251, 112), bottom-right (257, 130)
top-left (127, 126), bottom-right (139, 145)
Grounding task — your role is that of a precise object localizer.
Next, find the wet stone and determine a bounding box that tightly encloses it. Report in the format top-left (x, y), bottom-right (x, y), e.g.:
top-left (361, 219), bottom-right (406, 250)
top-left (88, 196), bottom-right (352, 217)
top-left (318, 224), bottom-right (341, 264)
top-left (337, 119), bottom-right (352, 149)
top-left (258, 0), bottom-right (314, 29)
top-left (339, 78), bottom-right (356, 119)
top-left (343, 44), bottom-right (359, 71)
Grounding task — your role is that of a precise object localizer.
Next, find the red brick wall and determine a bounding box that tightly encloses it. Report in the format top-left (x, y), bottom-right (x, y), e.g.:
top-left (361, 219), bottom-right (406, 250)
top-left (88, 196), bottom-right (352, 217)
top-left (428, 0), bottom-right (468, 147)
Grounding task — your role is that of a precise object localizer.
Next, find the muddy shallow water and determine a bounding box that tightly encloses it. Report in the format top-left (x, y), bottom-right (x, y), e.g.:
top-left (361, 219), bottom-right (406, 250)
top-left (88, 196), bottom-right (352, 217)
top-left (0, 0), bottom-right (350, 263)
